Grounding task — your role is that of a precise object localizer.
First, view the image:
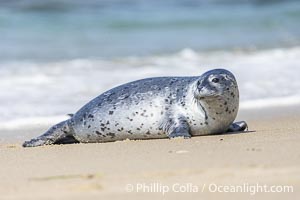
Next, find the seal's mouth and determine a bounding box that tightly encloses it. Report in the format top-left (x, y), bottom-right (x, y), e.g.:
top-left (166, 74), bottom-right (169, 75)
top-left (198, 94), bottom-right (219, 100)
top-left (196, 87), bottom-right (220, 100)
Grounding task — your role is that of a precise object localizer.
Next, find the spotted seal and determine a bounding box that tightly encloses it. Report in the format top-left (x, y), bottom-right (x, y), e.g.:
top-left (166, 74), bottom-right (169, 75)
top-left (23, 69), bottom-right (247, 147)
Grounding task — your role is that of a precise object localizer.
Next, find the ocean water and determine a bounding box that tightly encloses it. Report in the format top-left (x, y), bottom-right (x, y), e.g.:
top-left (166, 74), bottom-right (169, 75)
top-left (1, 0), bottom-right (300, 130)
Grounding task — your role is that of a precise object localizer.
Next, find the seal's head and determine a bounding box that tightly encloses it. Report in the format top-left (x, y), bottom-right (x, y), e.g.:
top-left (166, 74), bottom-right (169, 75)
top-left (192, 69), bottom-right (239, 133)
top-left (194, 69), bottom-right (239, 102)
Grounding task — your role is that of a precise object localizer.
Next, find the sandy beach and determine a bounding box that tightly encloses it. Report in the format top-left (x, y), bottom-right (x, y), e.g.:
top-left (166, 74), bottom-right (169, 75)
top-left (0, 106), bottom-right (299, 200)
top-left (1, 1), bottom-right (300, 199)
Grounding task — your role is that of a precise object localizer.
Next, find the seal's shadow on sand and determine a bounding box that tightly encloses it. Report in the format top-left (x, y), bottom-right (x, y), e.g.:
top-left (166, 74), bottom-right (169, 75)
top-left (54, 130), bottom-right (256, 145)
top-left (216, 130), bottom-right (256, 136)
top-left (54, 135), bottom-right (80, 145)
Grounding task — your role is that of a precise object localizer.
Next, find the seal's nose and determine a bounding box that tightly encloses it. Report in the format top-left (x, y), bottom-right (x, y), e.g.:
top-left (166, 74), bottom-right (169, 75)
top-left (197, 80), bottom-right (205, 91)
top-left (198, 86), bottom-right (209, 99)
top-left (197, 85), bottom-right (203, 91)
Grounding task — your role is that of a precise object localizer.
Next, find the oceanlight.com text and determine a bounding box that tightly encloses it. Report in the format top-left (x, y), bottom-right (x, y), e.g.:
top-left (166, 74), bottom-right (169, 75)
top-left (125, 182), bottom-right (294, 195)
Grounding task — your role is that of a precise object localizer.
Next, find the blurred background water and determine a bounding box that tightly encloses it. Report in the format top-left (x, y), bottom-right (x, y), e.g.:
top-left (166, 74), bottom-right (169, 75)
top-left (1, 0), bottom-right (300, 60)
top-left (1, 0), bottom-right (300, 129)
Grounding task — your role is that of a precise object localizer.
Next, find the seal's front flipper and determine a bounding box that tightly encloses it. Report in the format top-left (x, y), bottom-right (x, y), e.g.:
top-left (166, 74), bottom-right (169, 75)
top-left (23, 120), bottom-right (72, 147)
top-left (227, 121), bottom-right (248, 132)
top-left (167, 117), bottom-right (191, 139)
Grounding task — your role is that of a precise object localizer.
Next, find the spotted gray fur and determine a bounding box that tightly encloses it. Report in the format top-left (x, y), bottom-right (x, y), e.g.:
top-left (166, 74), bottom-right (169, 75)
top-left (23, 69), bottom-right (247, 147)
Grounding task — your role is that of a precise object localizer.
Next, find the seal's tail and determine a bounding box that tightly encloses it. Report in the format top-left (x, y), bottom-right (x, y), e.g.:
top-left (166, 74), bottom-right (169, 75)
top-left (23, 119), bottom-right (73, 147)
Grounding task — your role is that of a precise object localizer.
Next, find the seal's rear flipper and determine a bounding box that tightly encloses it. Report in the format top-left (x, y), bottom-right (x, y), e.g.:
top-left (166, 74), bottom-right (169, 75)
top-left (227, 121), bottom-right (248, 132)
top-left (23, 120), bottom-right (72, 147)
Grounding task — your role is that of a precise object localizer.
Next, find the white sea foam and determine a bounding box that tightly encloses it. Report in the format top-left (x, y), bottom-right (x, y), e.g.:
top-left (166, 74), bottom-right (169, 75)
top-left (1, 47), bottom-right (300, 130)
top-left (240, 95), bottom-right (300, 110)
top-left (0, 116), bottom-right (69, 131)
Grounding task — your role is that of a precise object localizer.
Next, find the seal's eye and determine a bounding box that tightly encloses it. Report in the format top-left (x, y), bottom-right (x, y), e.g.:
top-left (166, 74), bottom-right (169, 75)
top-left (212, 78), bottom-right (219, 83)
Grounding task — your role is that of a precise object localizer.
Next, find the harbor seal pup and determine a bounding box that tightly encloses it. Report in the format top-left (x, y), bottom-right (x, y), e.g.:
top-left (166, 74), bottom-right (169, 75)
top-left (23, 69), bottom-right (247, 147)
